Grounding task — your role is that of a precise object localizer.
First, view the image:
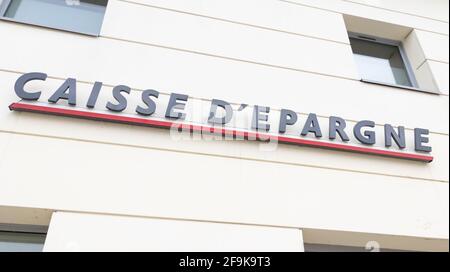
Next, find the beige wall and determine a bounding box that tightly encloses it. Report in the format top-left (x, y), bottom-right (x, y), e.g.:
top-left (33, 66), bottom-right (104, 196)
top-left (43, 212), bottom-right (303, 252)
top-left (0, 0), bottom-right (448, 251)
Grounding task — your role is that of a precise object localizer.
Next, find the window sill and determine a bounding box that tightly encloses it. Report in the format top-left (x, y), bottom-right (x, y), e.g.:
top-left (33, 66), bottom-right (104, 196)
top-left (360, 79), bottom-right (441, 95)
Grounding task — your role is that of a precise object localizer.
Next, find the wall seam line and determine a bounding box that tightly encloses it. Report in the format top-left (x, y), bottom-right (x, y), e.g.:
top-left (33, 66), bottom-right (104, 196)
top-left (29, 209), bottom-right (450, 240)
top-left (279, 0), bottom-right (450, 37)
top-left (53, 210), bottom-right (302, 230)
top-left (99, 35), bottom-right (358, 82)
top-left (114, 0), bottom-right (351, 46)
top-left (425, 59), bottom-right (449, 65)
top-left (342, 0), bottom-right (450, 24)
top-left (1, 129), bottom-right (448, 184)
top-left (99, 35), bottom-right (450, 96)
top-left (416, 59), bottom-right (428, 70)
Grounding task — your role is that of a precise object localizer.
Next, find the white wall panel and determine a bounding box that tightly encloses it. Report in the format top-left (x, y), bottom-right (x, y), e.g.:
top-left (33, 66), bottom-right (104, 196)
top-left (44, 212), bottom-right (303, 252)
top-left (403, 30), bottom-right (427, 70)
top-left (115, 0), bottom-right (350, 43)
top-left (101, 0), bottom-right (357, 80)
top-left (283, 0), bottom-right (449, 35)
top-left (403, 30), bottom-right (449, 94)
top-left (3, 109), bottom-right (449, 182)
top-left (414, 30), bottom-right (449, 64)
top-left (415, 61), bottom-right (440, 92)
top-left (343, 0), bottom-right (449, 22)
top-left (415, 61), bottom-right (449, 95)
top-left (0, 132), bottom-right (10, 164)
top-left (428, 61), bottom-right (449, 95)
top-left (0, 133), bottom-right (448, 240)
top-left (0, 24), bottom-right (447, 134)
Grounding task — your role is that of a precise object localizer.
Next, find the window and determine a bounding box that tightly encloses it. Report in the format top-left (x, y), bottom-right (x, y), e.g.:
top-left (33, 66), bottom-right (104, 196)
top-left (0, 224), bottom-right (47, 252)
top-left (0, 0), bottom-right (108, 36)
top-left (349, 33), bottom-right (417, 88)
top-left (0, 232), bottom-right (46, 252)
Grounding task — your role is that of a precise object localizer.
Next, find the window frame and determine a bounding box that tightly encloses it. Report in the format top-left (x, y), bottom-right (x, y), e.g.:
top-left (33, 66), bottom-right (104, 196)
top-left (348, 32), bottom-right (420, 90)
top-left (0, 223), bottom-right (48, 234)
top-left (0, 0), bottom-right (108, 37)
top-left (0, 0), bottom-right (11, 16)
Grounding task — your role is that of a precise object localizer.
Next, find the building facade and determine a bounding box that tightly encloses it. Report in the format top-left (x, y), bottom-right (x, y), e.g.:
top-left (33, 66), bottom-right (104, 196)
top-left (0, 0), bottom-right (448, 252)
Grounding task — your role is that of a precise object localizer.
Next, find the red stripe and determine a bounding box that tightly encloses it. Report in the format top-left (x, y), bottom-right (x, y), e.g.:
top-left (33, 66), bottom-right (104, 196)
top-left (9, 102), bottom-right (434, 163)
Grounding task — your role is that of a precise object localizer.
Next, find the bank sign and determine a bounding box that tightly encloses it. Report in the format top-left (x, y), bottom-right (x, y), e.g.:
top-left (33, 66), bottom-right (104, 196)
top-left (9, 72), bottom-right (433, 162)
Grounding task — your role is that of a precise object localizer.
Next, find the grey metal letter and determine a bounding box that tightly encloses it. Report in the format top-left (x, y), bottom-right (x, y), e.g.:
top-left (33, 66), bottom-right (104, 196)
top-left (384, 124), bottom-right (406, 149)
top-left (329, 116), bottom-right (350, 142)
top-left (301, 113), bottom-right (322, 138)
top-left (86, 82), bottom-right (103, 108)
top-left (208, 99), bottom-right (233, 125)
top-left (15, 72), bottom-right (47, 100)
top-left (279, 109), bottom-right (298, 134)
top-left (136, 89), bottom-right (159, 116)
top-left (354, 120), bottom-right (376, 145)
top-left (48, 78), bottom-right (77, 106)
top-left (165, 93), bottom-right (189, 120)
top-left (106, 85), bottom-right (131, 112)
top-left (252, 106), bottom-right (270, 132)
top-left (414, 128), bottom-right (432, 152)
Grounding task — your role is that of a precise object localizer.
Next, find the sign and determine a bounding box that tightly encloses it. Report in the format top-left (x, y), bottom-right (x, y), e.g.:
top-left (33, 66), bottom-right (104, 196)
top-left (9, 72), bottom-right (433, 162)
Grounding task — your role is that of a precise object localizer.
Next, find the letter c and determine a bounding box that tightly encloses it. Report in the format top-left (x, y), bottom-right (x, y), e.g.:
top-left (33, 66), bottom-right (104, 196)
top-left (15, 72), bottom-right (47, 100)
